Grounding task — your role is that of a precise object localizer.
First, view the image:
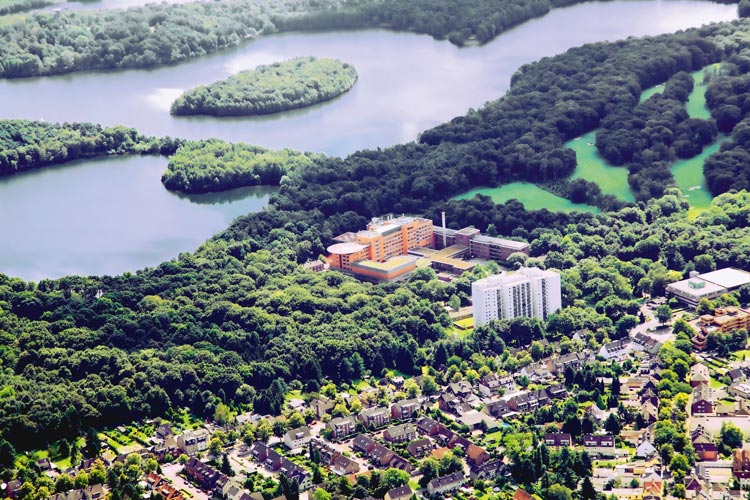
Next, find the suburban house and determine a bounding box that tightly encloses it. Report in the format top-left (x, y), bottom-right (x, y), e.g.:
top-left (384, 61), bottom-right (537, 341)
top-left (692, 425), bottom-right (719, 461)
top-left (369, 443), bottom-right (396, 466)
top-left (176, 429), bottom-right (211, 455)
top-left (328, 416), bottom-right (358, 439)
top-left (352, 435), bottom-right (377, 454)
top-left (598, 339), bottom-right (632, 361)
top-left (384, 485), bottom-right (412, 500)
top-left (360, 407), bottom-right (391, 428)
top-left (391, 399), bottom-right (421, 420)
top-left (48, 485), bottom-right (105, 500)
top-left (635, 440), bottom-right (657, 459)
top-left (583, 434), bottom-right (615, 458)
top-left (733, 448), bottom-right (750, 487)
top-left (631, 333), bottom-right (662, 355)
top-left (283, 426), bottom-right (312, 450)
top-left (426, 472), bottom-right (465, 496)
top-left (331, 454), bottom-right (360, 476)
top-left (470, 460), bottom-right (511, 481)
top-left (146, 472), bottom-right (185, 500)
top-left (183, 457), bottom-right (228, 492)
top-left (466, 444), bottom-right (490, 466)
top-left (485, 400), bottom-right (514, 419)
top-left (406, 438), bottom-right (433, 458)
top-left (458, 410), bottom-right (499, 431)
top-left (416, 416), bottom-right (440, 436)
top-left (544, 433), bottom-right (572, 450)
top-left (692, 384), bottom-right (715, 415)
top-left (728, 368), bottom-right (746, 384)
top-left (690, 364), bottom-right (710, 387)
top-left (384, 423), bottom-right (417, 443)
top-left (477, 374), bottom-right (500, 396)
top-left (311, 398), bottom-right (335, 418)
top-left (728, 383), bottom-right (750, 399)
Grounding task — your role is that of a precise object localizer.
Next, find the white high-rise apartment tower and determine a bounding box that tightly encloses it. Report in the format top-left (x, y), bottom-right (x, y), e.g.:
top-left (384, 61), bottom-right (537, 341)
top-left (472, 267), bottom-right (561, 326)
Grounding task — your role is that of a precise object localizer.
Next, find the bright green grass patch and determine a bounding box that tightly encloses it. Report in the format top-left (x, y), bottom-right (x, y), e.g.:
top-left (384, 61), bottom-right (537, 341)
top-left (672, 135), bottom-right (727, 219)
top-left (565, 131), bottom-right (634, 202)
top-left (484, 430), bottom-right (504, 442)
top-left (285, 389), bottom-right (303, 401)
top-left (454, 183), bottom-right (599, 214)
top-left (454, 317), bottom-right (474, 329)
top-left (731, 350), bottom-right (750, 361)
top-left (709, 377), bottom-right (725, 389)
top-left (639, 83), bottom-right (664, 103)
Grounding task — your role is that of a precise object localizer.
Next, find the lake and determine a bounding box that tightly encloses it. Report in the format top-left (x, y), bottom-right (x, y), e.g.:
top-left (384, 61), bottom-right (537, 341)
top-left (0, 0), bottom-right (737, 157)
top-left (0, 156), bottom-right (275, 280)
top-left (0, 0), bottom-right (738, 279)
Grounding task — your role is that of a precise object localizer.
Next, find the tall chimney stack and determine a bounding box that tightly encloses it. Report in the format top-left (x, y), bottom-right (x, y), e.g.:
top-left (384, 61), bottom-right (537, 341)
top-left (441, 211), bottom-right (447, 248)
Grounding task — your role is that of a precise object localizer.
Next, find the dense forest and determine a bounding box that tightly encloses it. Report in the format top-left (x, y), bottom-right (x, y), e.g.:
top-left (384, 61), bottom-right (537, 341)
top-left (0, 119), bottom-right (179, 176)
top-left (161, 139), bottom-right (320, 193)
top-left (171, 57), bottom-right (358, 116)
top-left (594, 71), bottom-right (719, 200)
top-left (0, 0), bottom-right (56, 15)
top-left (4, 20), bottom-right (750, 452)
top-left (704, 70), bottom-right (750, 193)
top-left (0, 0), bottom-right (741, 78)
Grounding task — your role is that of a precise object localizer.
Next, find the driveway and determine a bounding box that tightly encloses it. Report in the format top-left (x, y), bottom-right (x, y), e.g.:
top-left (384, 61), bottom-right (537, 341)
top-left (161, 463), bottom-right (210, 500)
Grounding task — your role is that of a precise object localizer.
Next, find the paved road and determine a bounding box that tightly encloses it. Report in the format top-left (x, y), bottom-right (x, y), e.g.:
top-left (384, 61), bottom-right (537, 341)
top-left (161, 463), bottom-right (210, 500)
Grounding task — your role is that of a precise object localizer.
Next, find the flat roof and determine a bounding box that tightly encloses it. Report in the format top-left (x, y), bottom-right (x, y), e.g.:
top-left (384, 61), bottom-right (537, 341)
top-left (352, 255), bottom-right (417, 271)
top-left (432, 245), bottom-right (468, 259)
top-left (433, 226), bottom-right (457, 236)
top-left (667, 278), bottom-right (726, 297)
top-left (327, 242), bottom-right (369, 254)
top-left (410, 247), bottom-right (438, 257)
top-left (700, 268), bottom-right (750, 289)
top-left (470, 234), bottom-right (530, 249)
top-left (433, 257), bottom-right (475, 270)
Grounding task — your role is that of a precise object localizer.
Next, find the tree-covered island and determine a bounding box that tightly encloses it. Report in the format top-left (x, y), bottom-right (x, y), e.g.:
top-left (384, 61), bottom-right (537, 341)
top-left (170, 57), bottom-right (358, 117)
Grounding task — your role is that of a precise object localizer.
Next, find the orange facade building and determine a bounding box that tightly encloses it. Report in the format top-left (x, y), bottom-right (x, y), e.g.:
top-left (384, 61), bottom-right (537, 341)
top-left (328, 216), bottom-right (434, 280)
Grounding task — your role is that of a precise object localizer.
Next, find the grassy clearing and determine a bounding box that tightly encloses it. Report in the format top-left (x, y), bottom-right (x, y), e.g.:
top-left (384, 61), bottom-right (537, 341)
top-left (454, 183), bottom-right (599, 214)
top-left (709, 377), bottom-right (725, 389)
top-left (566, 131), bottom-right (634, 202)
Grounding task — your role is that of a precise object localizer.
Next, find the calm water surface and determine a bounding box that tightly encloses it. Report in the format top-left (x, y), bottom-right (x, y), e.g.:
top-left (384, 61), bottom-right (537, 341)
top-left (0, 0), bottom-right (738, 280)
top-left (0, 156), bottom-right (275, 280)
top-left (0, 0), bottom-right (737, 156)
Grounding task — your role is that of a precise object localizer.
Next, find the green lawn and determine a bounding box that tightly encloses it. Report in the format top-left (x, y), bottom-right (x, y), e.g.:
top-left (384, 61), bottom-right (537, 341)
top-left (640, 84), bottom-right (664, 103)
top-left (730, 350), bottom-right (750, 361)
top-left (709, 377), bottom-right (725, 389)
top-left (454, 183), bottom-right (599, 214)
top-left (454, 317), bottom-right (474, 329)
top-left (566, 131), bottom-right (635, 202)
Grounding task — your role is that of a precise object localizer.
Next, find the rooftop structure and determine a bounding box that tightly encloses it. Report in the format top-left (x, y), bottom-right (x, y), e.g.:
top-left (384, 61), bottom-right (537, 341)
top-left (328, 215), bottom-right (531, 281)
top-left (328, 215), bottom-right (433, 281)
top-left (667, 268), bottom-right (750, 308)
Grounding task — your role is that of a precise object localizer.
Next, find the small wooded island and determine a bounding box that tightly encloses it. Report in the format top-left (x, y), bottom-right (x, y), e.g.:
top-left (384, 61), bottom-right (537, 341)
top-left (170, 56), bottom-right (358, 116)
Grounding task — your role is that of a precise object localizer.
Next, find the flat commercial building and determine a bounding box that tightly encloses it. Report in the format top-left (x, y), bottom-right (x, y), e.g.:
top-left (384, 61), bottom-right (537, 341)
top-left (667, 268), bottom-right (750, 308)
top-left (472, 268), bottom-right (561, 326)
top-left (433, 226), bottom-right (530, 262)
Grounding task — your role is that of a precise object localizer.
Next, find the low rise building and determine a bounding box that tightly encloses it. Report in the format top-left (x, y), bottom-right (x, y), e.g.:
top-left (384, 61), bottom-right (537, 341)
top-left (426, 472), bottom-right (465, 496)
top-left (667, 268), bottom-right (750, 308)
top-left (283, 426), bottom-right (312, 450)
top-left (176, 429), bottom-right (210, 455)
top-left (583, 434), bottom-right (615, 458)
top-left (544, 433), bottom-right (572, 450)
top-left (384, 486), bottom-right (412, 500)
top-left (360, 407), bottom-right (391, 429)
top-left (384, 423), bottom-right (416, 443)
top-left (328, 416), bottom-right (357, 439)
